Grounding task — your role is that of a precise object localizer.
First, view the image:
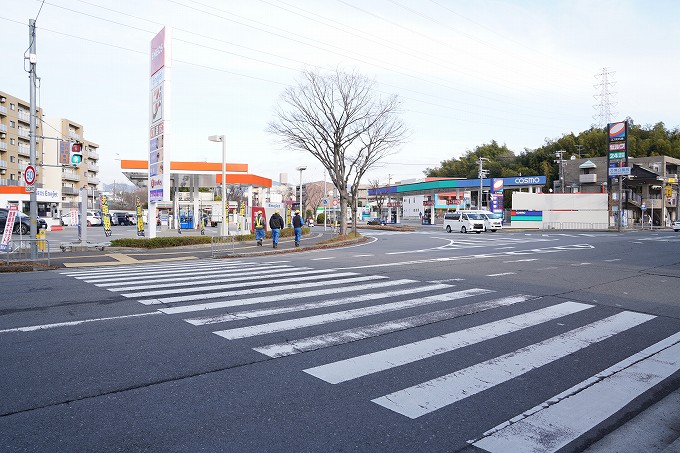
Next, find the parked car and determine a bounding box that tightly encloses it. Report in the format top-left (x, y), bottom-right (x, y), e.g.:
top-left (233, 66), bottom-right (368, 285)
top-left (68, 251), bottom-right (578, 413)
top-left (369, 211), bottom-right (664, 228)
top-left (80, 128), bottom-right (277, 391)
top-left (443, 210), bottom-right (484, 233)
top-left (111, 212), bottom-right (134, 226)
top-left (367, 218), bottom-right (386, 225)
top-left (0, 208), bottom-right (47, 235)
top-left (673, 220), bottom-right (680, 232)
top-left (477, 210), bottom-right (504, 232)
top-left (61, 211), bottom-right (102, 227)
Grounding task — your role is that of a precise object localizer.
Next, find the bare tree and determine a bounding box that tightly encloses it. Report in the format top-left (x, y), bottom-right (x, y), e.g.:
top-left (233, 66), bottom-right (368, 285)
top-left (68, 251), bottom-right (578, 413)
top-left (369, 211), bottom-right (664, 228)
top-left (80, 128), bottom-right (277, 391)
top-left (369, 179), bottom-right (387, 219)
top-left (268, 68), bottom-right (407, 235)
top-left (304, 181), bottom-right (325, 220)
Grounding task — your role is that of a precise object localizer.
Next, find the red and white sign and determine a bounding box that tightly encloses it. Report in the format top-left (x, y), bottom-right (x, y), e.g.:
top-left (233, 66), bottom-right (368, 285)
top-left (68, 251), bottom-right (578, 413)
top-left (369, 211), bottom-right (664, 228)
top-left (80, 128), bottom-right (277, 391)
top-left (24, 165), bottom-right (36, 185)
top-left (332, 199), bottom-right (338, 207)
top-left (1, 206), bottom-right (18, 251)
top-left (423, 200), bottom-right (435, 206)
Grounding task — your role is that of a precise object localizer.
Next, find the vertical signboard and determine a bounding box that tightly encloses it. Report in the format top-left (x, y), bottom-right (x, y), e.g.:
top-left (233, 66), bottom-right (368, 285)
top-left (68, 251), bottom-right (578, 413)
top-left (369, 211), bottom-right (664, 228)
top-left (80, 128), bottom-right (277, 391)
top-left (58, 141), bottom-right (71, 165)
top-left (607, 121), bottom-right (628, 178)
top-left (0, 206), bottom-right (18, 252)
top-left (136, 197), bottom-right (145, 237)
top-left (489, 178), bottom-right (504, 214)
top-left (149, 27), bottom-right (171, 204)
top-left (99, 194), bottom-right (112, 237)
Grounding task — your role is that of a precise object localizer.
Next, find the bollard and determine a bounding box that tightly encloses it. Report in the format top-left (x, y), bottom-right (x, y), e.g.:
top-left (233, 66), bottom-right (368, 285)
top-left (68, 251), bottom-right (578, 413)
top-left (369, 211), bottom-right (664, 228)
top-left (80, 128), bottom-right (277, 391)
top-left (37, 229), bottom-right (46, 251)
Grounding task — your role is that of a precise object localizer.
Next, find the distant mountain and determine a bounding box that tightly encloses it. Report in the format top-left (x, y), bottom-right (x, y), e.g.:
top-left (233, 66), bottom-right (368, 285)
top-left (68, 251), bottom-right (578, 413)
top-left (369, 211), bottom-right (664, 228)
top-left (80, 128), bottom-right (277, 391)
top-left (102, 182), bottom-right (135, 193)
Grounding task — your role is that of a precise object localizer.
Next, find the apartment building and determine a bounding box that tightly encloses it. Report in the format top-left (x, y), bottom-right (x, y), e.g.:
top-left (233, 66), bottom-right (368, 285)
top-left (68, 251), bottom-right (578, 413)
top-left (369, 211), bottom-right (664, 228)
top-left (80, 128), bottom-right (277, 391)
top-left (0, 91), bottom-right (43, 188)
top-left (0, 90), bottom-right (100, 225)
top-left (42, 117), bottom-right (100, 213)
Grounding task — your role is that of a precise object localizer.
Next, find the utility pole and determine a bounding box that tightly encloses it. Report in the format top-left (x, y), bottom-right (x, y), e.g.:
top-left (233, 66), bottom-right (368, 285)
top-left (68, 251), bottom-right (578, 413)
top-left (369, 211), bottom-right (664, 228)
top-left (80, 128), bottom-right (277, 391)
top-left (478, 157), bottom-right (489, 209)
top-left (554, 150), bottom-right (565, 193)
top-left (28, 19), bottom-right (38, 260)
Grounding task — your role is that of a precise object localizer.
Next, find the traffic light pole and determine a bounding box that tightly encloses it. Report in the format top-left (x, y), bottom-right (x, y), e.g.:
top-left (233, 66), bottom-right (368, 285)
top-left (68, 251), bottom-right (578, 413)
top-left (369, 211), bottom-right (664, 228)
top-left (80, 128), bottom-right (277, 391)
top-left (28, 19), bottom-right (38, 260)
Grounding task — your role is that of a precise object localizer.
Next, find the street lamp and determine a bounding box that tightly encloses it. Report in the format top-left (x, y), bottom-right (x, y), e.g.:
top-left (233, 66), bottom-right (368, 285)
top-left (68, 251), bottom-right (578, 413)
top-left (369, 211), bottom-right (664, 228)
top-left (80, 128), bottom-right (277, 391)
top-left (208, 135), bottom-right (227, 236)
top-left (296, 165), bottom-right (306, 219)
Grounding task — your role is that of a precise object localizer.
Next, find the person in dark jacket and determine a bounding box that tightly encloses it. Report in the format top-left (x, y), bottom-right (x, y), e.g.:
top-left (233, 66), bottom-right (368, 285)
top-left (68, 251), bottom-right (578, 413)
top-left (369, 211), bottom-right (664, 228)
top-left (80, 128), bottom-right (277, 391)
top-left (269, 209), bottom-right (285, 248)
top-left (292, 210), bottom-right (303, 247)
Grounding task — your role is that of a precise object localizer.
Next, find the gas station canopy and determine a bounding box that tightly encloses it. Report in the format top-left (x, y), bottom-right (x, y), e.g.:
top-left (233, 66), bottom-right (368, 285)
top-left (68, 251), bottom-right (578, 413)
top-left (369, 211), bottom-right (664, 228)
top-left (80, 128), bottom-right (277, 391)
top-left (120, 159), bottom-right (272, 189)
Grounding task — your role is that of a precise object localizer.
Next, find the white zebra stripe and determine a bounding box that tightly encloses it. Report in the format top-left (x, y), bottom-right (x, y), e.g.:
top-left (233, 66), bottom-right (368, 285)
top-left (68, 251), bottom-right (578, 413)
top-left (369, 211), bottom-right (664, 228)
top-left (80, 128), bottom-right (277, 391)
top-left (61, 260), bottom-right (245, 277)
top-left (473, 334), bottom-right (680, 452)
top-left (304, 302), bottom-right (592, 384)
top-left (107, 268), bottom-right (325, 292)
top-left (254, 294), bottom-right (536, 358)
top-left (213, 288), bottom-right (494, 340)
top-left (372, 311), bottom-right (655, 419)
top-left (88, 265), bottom-right (295, 285)
top-left (184, 280), bottom-right (437, 326)
top-left (122, 270), bottom-right (351, 298)
top-left (154, 275), bottom-right (388, 312)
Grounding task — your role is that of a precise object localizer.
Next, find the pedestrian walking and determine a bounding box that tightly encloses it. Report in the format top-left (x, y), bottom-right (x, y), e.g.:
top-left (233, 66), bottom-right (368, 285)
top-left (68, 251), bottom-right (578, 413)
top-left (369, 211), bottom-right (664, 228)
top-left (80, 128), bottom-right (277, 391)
top-left (292, 210), bottom-right (303, 247)
top-left (254, 211), bottom-right (265, 246)
top-left (269, 209), bottom-right (284, 248)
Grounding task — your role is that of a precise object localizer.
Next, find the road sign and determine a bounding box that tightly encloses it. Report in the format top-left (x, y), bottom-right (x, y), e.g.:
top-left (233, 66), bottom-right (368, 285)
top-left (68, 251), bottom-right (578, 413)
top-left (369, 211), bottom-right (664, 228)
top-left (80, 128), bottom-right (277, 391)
top-left (24, 186), bottom-right (36, 193)
top-left (608, 166), bottom-right (631, 176)
top-left (322, 198), bottom-right (328, 205)
top-left (641, 203), bottom-right (646, 211)
top-left (24, 165), bottom-right (36, 185)
top-left (332, 199), bottom-right (338, 207)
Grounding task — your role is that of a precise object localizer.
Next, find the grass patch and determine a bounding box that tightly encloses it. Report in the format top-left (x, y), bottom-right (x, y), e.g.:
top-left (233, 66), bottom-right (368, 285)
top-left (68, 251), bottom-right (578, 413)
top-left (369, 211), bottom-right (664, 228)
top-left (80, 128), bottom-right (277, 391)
top-left (317, 231), bottom-right (363, 245)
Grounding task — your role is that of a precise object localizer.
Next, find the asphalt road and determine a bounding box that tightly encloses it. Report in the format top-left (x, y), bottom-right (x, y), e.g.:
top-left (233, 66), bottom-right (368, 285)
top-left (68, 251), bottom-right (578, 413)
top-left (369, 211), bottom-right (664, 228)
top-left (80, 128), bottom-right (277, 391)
top-left (1, 229), bottom-right (680, 452)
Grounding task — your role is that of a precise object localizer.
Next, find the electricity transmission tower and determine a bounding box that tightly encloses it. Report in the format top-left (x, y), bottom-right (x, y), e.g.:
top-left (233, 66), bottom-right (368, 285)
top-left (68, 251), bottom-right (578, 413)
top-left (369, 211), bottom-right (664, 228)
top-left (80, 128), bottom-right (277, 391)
top-left (593, 67), bottom-right (618, 128)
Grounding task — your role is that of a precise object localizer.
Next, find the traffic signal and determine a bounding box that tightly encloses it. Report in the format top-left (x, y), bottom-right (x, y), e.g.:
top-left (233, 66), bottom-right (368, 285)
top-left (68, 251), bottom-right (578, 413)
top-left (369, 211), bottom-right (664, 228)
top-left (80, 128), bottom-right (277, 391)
top-left (70, 141), bottom-right (83, 167)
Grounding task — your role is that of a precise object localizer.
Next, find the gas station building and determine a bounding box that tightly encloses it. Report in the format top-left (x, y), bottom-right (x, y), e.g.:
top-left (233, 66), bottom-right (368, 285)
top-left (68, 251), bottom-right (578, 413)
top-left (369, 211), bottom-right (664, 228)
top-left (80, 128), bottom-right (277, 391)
top-left (120, 159), bottom-right (272, 231)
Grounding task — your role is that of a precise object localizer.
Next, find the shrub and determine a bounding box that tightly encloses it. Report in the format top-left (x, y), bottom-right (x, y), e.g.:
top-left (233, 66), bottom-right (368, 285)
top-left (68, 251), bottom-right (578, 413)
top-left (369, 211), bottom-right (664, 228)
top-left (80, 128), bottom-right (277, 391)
top-left (109, 227), bottom-right (310, 248)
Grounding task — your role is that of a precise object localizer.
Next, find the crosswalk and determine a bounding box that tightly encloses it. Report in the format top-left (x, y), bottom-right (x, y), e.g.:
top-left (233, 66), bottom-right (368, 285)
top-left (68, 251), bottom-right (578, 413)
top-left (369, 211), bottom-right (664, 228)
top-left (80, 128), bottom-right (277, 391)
top-left (60, 260), bottom-right (680, 451)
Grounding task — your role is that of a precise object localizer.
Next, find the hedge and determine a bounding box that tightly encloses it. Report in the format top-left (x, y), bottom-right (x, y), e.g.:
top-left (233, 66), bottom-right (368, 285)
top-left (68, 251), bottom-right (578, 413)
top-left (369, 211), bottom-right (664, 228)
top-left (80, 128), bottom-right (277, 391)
top-left (109, 227), bottom-right (309, 248)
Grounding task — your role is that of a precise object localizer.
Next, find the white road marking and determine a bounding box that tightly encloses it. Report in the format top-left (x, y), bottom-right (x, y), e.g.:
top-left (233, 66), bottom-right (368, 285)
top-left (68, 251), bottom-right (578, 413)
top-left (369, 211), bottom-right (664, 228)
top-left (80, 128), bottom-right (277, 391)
top-left (503, 258), bottom-right (539, 263)
top-left (537, 266), bottom-right (558, 270)
top-left (254, 295), bottom-right (536, 358)
top-left (571, 262), bottom-right (591, 266)
top-left (155, 275), bottom-right (388, 312)
top-left (472, 333), bottom-right (680, 452)
top-left (214, 288), bottom-right (494, 340)
top-left (311, 257), bottom-right (335, 261)
top-left (304, 302), bottom-right (590, 384)
top-left (87, 265), bottom-right (294, 285)
top-left (334, 244), bottom-right (594, 270)
top-left (111, 268), bottom-right (329, 293)
top-left (486, 272), bottom-right (516, 277)
top-left (371, 311), bottom-right (655, 418)
top-left (603, 258), bottom-right (622, 262)
top-left (123, 270), bottom-right (349, 298)
top-left (428, 278), bottom-right (465, 283)
top-left (61, 260), bottom-right (245, 278)
top-left (353, 254), bottom-right (373, 257)
top-left (184, 281), bottom-right (440, 325)
top-left (0, 312), bottom-right (162, 334)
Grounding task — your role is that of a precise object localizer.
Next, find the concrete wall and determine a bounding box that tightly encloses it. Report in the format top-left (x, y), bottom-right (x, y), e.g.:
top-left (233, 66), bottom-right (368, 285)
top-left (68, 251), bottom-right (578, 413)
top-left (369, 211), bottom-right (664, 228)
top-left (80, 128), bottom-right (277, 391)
top-left (511, 192), bottom-right (609, 229)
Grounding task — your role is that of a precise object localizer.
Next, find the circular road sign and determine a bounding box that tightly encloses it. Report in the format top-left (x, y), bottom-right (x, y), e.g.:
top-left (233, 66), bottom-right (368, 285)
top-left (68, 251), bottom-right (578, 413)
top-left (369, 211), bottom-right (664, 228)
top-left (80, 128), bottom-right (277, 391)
top-left (24, 165), bottom-right (36, 185)
top-left (332, 199), bottom-right (338, 207)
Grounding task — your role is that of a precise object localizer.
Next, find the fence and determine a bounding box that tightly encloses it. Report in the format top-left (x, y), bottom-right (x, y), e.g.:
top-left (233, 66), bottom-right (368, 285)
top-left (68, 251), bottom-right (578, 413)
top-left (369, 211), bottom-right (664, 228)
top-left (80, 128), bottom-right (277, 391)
top-left (211, 235), bottom-right (234, 258)
top-left (1, 238), bottom-right (51, 265)
top-left (542, 222), bottom-right (609, 231)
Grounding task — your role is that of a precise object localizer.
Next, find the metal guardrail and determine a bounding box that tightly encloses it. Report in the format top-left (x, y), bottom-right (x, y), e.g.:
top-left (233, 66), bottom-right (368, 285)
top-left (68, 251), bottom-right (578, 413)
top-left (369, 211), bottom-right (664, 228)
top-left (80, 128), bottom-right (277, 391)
top-left (211, 235), bottom-right (234, 258)
top-left (542, 222), bottom-right (609, 231)
top-left (2, 238), bottom-right (51, 265)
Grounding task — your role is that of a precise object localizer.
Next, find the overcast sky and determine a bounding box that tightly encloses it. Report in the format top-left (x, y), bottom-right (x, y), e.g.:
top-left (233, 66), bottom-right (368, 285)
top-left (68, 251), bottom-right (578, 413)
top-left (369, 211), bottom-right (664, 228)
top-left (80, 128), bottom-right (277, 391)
top-left (2, 0), bottom-right (679, 186)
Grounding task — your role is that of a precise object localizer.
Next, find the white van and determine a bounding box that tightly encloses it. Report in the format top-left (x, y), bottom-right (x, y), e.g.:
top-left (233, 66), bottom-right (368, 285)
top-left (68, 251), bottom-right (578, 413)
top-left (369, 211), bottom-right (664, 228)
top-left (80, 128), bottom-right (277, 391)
top-left (478, 210), bottom-right (503, 232)
top-left (443, 210), bottom-right (485, 233)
